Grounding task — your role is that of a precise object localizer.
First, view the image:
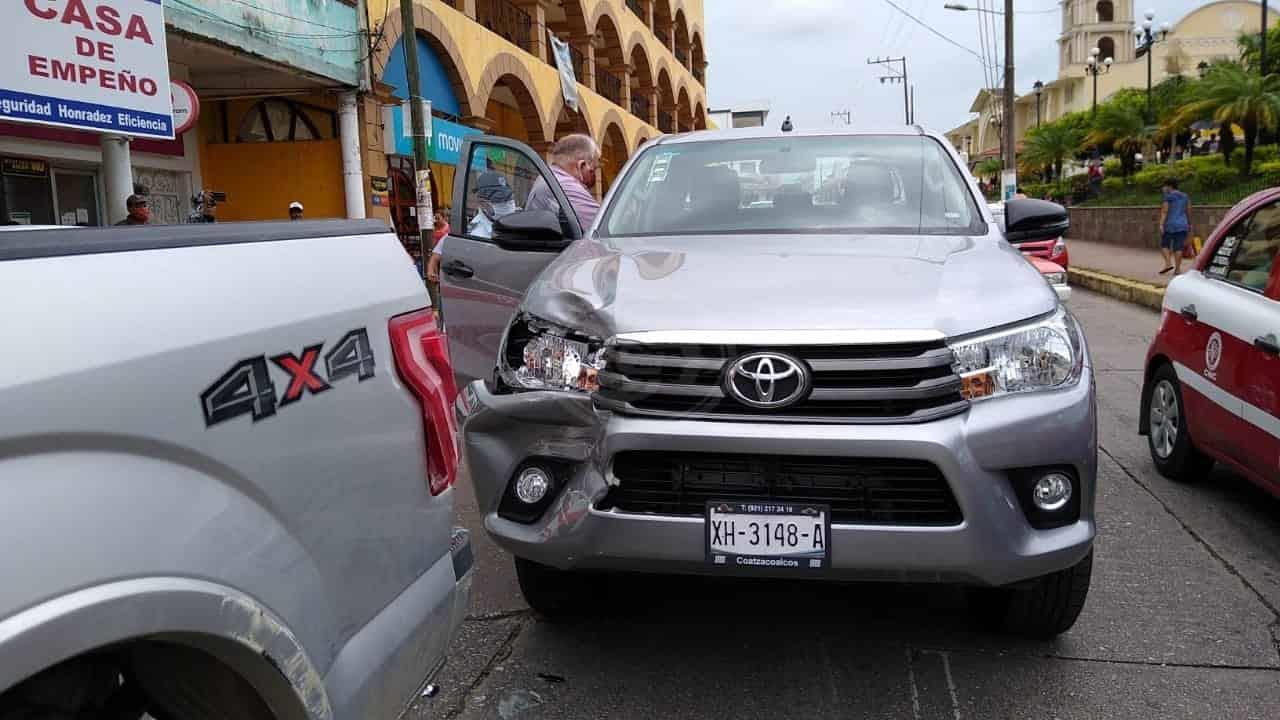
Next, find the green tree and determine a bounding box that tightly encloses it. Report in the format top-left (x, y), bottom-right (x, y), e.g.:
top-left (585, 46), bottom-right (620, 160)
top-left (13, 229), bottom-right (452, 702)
top-left (1085, 99), bottom-right (1154, 177)
top-left (1172, 62), bottom-right (1280, 175)
top-left (1021, 120), bottom-right (1085, 180)
top-left (974, 157), bottom-right (1001, 182)
top-left (1237, 25), bottom-right (1280, 76)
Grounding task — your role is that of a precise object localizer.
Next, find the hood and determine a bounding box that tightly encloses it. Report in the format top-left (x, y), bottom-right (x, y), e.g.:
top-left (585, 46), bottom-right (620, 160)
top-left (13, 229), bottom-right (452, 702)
top-left (522, 232), bottom-right (1057, 341)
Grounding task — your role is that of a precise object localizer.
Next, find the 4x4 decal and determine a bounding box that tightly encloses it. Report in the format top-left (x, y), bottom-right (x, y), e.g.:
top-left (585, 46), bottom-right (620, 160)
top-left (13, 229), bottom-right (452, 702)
top-left (201, 329), bottom-right (375, 427)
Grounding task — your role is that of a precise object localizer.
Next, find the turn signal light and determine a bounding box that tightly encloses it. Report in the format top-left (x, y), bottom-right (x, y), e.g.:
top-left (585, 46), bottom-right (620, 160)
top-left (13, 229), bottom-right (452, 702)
top-left (389, 309), bottom-right (459, 495)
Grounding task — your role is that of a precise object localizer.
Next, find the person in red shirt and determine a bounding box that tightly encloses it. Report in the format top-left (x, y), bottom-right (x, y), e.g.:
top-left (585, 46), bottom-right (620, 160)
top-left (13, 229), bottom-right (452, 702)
top-left (426, 207), bottom-right (450, 284)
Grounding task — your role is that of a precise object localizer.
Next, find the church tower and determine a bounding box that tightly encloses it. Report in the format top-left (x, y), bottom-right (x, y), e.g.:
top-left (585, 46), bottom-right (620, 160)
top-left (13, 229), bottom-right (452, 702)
top-left (1058, 0), bottom-right (1136, 76)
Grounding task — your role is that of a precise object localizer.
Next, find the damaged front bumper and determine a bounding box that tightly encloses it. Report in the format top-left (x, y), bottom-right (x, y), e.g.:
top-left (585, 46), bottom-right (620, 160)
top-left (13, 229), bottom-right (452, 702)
top-left (455, 373), bottom-right (1097, 588)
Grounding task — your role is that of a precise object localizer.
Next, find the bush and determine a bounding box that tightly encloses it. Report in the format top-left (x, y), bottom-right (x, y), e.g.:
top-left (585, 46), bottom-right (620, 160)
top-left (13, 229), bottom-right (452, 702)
top-left (1020, 182), bottom-right (1047, 199)
top-left (1132, 166), bottom-right (1176, 192)
top-left (1256, 160), bottom-right (1280, 186)
top-left (1252, 145), bottom-right (1279, 164)
top-left (1102, 158), bottom-right (1122, 176)
top-left (1195, 165), bottom-right (1237, 190)
top-left (1101, 176), bottom-right (1125, 193)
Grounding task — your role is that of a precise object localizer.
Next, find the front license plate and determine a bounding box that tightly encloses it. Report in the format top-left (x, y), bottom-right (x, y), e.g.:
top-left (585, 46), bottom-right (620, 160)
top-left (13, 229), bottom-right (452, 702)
top-left (706, 501), bottom-right (830, 570)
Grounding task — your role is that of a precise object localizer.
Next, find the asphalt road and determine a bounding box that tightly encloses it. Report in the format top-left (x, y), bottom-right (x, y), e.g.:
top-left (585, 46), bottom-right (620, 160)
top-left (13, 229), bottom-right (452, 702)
top-left (409, 289), bottom-right (1280, 720)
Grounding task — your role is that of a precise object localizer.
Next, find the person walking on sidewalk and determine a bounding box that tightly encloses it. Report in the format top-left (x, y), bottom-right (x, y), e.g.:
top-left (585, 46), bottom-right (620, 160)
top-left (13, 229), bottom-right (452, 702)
top-left (1158, 179), bottom-right (1192, 275)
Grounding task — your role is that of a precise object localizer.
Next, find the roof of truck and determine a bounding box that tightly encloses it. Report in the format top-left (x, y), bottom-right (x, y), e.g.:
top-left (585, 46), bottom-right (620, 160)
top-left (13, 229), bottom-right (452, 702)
top-left (0, 220), bottom-right (392, 261)
top-left (653, 125), bottom-right (931, 145)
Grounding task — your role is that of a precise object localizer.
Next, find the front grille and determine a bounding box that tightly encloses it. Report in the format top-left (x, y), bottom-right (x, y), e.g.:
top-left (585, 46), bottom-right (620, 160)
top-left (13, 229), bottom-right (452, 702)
top-left (594, 341), bottom-right (967, 423)
top-left (599, 452), bottom-right (962, 526)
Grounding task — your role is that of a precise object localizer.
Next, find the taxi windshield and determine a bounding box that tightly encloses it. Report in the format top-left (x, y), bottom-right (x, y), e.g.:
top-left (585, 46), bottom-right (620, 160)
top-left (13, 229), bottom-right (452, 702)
top-left (600, 135), bottom-right (982, 237)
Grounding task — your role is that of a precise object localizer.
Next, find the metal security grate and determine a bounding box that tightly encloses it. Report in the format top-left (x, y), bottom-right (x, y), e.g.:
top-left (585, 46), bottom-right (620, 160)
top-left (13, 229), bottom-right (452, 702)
top-left (595, 342), bottom-right (967, 424)
top-left (600, 452), bottom-right (962, 525)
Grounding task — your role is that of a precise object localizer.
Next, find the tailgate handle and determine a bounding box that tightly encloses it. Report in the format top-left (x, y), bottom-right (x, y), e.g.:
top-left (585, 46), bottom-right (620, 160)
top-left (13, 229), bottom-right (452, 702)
top-left (1255, 334), bottom-right (1280, 356)
top-left (443, 260), bottom-right (475, 279)
top-left (1179, 304), bottom-right (1198, 322)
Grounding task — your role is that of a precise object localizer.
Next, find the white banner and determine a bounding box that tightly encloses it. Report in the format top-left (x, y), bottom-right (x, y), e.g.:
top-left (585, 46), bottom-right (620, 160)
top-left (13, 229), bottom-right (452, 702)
top-left (2, 0), bottom-right (174, 139)
top-left (548, 32), bottom-right (579, 113)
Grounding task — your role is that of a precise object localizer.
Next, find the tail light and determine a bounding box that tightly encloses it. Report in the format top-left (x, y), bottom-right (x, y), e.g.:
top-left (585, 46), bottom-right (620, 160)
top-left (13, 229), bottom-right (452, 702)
top-left (389, 309), bottom-right (459, 495)
top-left (1051, 237), bottom-right (1067, 258)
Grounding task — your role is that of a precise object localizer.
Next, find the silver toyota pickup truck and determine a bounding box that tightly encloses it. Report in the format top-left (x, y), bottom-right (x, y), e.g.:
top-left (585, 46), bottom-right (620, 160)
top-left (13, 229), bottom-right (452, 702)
top-left (442, 127), bottom-right (1095, 638)
top-left (0, 221), bottom-right (470, 719)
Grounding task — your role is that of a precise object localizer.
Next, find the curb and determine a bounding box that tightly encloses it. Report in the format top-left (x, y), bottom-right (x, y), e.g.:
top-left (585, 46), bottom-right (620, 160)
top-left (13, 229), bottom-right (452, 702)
top-left (1068, 266), bottom-right (1165, 311)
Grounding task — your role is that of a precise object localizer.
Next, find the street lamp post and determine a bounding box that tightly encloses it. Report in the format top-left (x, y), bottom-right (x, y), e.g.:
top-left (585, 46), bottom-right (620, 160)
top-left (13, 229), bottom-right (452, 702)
top-left (1033, 80), bottom-right (1043, 127)
top-left (1136, 9), bottom-right (1171, 124)
top-left (1084, 47), bottom-right (1113, 116)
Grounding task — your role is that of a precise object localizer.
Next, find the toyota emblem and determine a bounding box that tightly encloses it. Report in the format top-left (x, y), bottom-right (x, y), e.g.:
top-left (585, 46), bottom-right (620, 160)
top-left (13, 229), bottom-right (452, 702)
top-left (724, 352), bottom-right (811, 409)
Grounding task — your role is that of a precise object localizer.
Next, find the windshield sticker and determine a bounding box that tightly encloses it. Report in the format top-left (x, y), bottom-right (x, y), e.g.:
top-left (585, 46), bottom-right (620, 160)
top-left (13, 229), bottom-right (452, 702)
top-left (648, 153), bottom-right (674, 183)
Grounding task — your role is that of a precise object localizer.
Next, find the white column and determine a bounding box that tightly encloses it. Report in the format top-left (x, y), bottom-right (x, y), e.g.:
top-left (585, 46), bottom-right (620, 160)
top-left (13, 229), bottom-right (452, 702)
top-left (338, 91), bottom-right (366, 220)
top-left (100, 134), bottom-right (133, 225)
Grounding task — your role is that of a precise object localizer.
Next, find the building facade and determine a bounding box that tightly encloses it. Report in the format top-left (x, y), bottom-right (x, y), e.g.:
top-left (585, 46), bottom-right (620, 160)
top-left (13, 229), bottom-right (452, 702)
top-left (947, 1), bottom-right (1277, 164)
top-left (2, 0), bottom-right (707, 238)
top-left (1, 0), bottom-right (369, 227)
top-left (364, 0), bottom-right (708, 257)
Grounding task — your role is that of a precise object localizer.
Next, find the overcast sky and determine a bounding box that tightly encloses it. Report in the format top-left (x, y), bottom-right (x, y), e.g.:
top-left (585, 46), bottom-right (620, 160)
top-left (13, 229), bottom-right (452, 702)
top-left (705, 0), bottom-right (1229, 133)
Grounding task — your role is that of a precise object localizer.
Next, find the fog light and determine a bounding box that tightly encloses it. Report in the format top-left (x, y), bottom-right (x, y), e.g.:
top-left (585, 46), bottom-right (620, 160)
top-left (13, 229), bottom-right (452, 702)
top-left (514, 466), bottom-right (552, 504)
top-left (1032, 472), bottom-right (1073, 511)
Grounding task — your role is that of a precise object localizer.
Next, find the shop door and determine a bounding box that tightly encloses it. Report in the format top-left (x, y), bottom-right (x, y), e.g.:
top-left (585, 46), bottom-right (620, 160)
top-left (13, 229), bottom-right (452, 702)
top-left (51, 170), bottom-right (100, 226)
top-left (2, 161), bottom-right (54, 225)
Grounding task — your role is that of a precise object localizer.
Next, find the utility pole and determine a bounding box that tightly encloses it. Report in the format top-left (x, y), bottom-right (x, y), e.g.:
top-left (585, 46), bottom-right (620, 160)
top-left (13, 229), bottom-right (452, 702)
top-left (1002, 0), bottom-right (1015, 196)
top-left (1264, 0), bottom-right (1270, 75)
top-left (867, 56), bottom-right (910, 125)
top-left (399, 0), bottom-right (433, 279)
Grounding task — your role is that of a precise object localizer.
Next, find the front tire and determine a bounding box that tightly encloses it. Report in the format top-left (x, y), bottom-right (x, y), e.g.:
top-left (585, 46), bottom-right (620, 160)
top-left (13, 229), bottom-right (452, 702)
top-left (1144, 363), bottom-right (1214, 482)
top-left (972, 551), bottom-right (1093, 638)
top-left (514, 557), bottom-right (594, 618)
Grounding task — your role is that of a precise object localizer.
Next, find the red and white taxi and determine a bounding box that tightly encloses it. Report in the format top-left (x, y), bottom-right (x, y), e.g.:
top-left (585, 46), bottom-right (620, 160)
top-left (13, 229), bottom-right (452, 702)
top-left (1029, 256), bottom-right (1071, 302)
top-left (1142, 188), bottom-right (1280, 495)
top-left (990, 202), bottom-right (1071, 269)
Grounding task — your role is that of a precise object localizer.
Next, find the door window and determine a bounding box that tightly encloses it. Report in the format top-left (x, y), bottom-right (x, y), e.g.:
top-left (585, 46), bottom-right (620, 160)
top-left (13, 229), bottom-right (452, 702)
top-left (461, 143), bottom-right (561, 240)
top-left (51, 170), bottom-right (100, 226)
top-left (1206, 201), bottom-right (1280, 293)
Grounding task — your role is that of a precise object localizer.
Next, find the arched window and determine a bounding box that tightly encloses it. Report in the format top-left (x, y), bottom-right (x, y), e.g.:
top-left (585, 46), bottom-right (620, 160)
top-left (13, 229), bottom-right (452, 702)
top-left (236, 98), bottom-right (323, 143)
top-left (1096, 1), bottom-right (1114, 23)
top-left (1097, 36), bottom-right (1116, 63)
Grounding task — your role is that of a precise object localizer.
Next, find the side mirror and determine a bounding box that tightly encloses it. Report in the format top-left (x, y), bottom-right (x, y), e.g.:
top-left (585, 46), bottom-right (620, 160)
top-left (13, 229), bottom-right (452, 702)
top-left (492, 209), bottom-right (571, 252)
top-left (1004, 198), bottom-right (1069, 243)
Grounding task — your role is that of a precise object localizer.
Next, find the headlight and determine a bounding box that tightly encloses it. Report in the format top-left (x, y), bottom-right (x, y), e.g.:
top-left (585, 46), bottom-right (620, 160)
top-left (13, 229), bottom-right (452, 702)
top-left (498, 315), bottom-right (605, 392)
top-left (1043, 271), bottom-right (1067, 286)
top-left (949, 306), bottom-right (1084, 401)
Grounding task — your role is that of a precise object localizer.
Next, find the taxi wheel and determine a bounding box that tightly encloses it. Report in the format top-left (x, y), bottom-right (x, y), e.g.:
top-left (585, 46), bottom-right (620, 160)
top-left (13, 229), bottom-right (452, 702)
top-left (514, 557), bottom-right (594, 618)
top-left (1145, 364), bottom-right (1214, 482)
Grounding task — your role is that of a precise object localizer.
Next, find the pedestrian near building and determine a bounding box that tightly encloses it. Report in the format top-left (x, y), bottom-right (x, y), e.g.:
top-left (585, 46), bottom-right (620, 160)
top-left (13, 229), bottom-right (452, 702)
top-left (1159, 179), bottom-right (1192, 275)
top-left (425, 207), bottom-right (450, 285)
top-left (289, 201), bottom-right (304, 221)
top-left (526, 134), bottom-right (602, 229)
top-left (1087, 157), bottom-right (1104, 200)
top-left (114, 195), bottom-right (149, 226)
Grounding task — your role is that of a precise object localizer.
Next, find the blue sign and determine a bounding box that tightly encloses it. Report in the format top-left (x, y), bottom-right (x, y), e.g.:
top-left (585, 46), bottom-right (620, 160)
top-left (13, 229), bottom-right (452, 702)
top-left (392, 107), bottom-right (480, 166)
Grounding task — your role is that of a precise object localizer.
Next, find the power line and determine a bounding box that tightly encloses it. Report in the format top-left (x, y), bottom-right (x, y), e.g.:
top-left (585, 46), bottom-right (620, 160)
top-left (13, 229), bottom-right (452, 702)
top-left (878, 0), bottom-right (993, 68)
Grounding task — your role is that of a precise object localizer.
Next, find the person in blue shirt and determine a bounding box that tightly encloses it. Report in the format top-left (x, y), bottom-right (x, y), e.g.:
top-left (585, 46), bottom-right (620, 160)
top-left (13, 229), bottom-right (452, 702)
top-left (1159, 179), bottom-right (1192, 274)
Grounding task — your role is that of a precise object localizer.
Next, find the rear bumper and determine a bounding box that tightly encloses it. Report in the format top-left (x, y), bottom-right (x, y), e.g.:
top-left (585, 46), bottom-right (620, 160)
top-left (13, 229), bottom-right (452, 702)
top-left (457, 366), bottom-right (1096, 588)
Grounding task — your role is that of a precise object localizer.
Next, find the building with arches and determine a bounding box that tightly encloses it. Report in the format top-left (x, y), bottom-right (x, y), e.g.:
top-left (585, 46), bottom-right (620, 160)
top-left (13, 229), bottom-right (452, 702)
top-left (947, 1), bottom-right (1278, 165)
top-left (364, 0), bottom-right (708, 244)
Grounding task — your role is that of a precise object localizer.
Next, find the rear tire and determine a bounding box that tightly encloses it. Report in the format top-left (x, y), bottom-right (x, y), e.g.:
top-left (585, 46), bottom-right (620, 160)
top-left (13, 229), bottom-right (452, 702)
top-left (514, 557), bottom-right (594, 618)
top-left (1144, 363), bottom-right (1214, 482)
top-left (972, 551), bottom-right (1093, 639)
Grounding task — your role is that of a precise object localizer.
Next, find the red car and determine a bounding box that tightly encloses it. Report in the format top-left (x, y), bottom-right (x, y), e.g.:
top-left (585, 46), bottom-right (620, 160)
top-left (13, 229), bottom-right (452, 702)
top-left (1141, 188), bottom-right (1280, 496)
top-left (991, 202), bottom-right (1070, 269)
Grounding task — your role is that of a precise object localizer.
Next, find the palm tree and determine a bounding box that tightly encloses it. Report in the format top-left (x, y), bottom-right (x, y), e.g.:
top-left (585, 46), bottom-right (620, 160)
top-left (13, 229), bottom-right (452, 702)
top-left (1172, 62), bottom-right (1280, 175)
top-left (1021, 122), bottom-right (1084, 180)
top-left (1085, 101), bottom-right (1154, 177)
top-left (974, 157), bottom-right (1002, 187)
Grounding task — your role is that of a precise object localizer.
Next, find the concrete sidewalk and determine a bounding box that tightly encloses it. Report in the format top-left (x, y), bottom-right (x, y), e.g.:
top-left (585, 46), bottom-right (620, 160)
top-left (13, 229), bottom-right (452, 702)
top-left (1065, 239), bottom-right (1195, 310)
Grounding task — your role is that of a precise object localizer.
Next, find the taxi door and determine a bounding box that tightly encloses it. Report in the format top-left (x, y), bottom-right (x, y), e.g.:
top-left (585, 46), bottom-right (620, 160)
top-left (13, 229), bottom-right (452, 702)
top-left (1203, 198), bottom-right (1280, 489)
top-left (1228, 202), bottom-right (1280, 492)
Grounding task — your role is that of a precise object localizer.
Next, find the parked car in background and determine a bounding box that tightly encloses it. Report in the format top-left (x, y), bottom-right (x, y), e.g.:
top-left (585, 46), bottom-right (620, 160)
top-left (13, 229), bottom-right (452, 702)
top-left (443, 129), bottom-right (1096, 638)
top-left (0, 221), bottom-right (471, 720)
top-left (1141, 188), bottom-right (1280, 497)
top-left (1030, 256), bottom-right (1072, 302)
top-left (990, 202), bottom-right (1071, 270)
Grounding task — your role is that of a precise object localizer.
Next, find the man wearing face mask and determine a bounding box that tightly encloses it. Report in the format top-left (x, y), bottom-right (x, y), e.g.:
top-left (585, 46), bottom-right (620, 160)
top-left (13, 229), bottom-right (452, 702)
top-left (526, 133), bottom-right (601, 229)
top-left (114, 195), bottom-right (150, 226)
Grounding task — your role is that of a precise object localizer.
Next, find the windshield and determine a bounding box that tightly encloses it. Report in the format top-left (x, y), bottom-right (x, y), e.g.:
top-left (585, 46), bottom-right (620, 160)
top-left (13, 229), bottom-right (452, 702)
top-left (601, 135), bottom-right (982, 237)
